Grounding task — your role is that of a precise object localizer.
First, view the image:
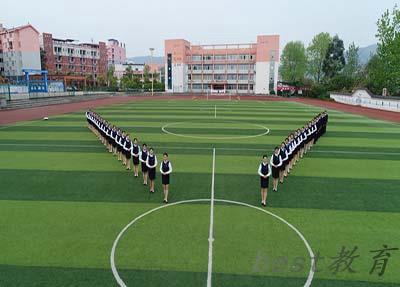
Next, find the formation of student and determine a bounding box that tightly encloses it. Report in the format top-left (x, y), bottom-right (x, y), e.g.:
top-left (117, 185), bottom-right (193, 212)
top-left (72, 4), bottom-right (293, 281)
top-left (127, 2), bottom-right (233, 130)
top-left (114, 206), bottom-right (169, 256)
top-left (85, 110), bottom-right (173, 203)
top-left (258, 111), bottom-right (328, 207)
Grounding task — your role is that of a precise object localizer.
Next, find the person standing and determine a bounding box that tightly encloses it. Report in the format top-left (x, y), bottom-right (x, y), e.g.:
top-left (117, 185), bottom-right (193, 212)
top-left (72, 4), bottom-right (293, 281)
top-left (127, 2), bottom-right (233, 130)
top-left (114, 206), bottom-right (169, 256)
top-left (124, 135), bottom-right (132, 170)
top-left (160, 153), bottom-right (173, 203)
top-left (258, 155), bottom-right (271, 207)
top-left (139, 143), bottom-right (149, 185)
top-left (270, 147), bottom-right (282, 192)
top-left (146, 148), bottom-right (158, 193)
top-left (131, 138), bottom-right (141, 177)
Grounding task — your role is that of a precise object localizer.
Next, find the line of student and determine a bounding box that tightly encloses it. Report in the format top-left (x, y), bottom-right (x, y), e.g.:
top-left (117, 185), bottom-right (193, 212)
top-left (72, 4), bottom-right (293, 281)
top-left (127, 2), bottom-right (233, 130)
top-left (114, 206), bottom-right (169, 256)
top-left (85, 110), bottom-right (173, 203)
top-left (258, 111), bottom-right (328, 207)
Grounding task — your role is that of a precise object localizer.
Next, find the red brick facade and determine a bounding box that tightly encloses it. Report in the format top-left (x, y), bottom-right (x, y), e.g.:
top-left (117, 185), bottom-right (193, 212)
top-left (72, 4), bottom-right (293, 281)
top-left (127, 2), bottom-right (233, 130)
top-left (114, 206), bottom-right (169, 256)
top-left (42, 33), bottom-right (107, 80)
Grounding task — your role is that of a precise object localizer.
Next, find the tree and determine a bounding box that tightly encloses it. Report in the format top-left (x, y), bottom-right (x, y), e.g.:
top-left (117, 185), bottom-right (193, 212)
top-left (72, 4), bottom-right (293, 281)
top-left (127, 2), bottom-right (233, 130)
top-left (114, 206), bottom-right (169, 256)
top-left (322, 35), bottom-right (345, 79)
top-left (307, 32), bottom-right (331, 83)
top-left (343, 42), bottom-right (361, 79)
top-left (375, 5), bottom-right (400, 95)
top-left (143, 65), bottom-right (150, 82)
top-left (364, 55), bottom-right (386, 95)
top-left (106, 66), bottom-right (118, 89)
top-left (280, 41), bottom-right (307, 83)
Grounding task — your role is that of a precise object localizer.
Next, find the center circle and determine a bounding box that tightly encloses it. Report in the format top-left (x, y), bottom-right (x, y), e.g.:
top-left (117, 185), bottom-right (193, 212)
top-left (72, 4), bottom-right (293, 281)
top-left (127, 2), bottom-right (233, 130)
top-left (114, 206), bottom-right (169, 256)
top-left (161, 121), bottom-right (270, 140)
top-left (110, 199), bottom-right (315, 287)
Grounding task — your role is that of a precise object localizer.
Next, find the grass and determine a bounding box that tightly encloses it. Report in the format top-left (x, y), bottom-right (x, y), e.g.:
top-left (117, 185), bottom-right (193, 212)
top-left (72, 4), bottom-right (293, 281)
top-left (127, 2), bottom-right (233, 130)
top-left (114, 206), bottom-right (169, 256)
top-left (0, 99), bottom-right (399, 286)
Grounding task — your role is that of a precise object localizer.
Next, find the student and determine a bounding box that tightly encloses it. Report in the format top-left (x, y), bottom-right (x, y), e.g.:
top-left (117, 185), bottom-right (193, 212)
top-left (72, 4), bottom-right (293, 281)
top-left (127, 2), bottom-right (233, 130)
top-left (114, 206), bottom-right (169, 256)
top-left (160, 152), bottom-right (173, 203)
top-left (146, 148), bottom-right (158, 193)
top-left (279, 141), bottom-right (288, 183)
top-left (284, 138), bottom-right (291, 176)
top-left (270, 147), bottom-right (282, 192)
top-left (124, 135), bottom-right (132, 170)
top-left (131, 138), bottom-right (141, 177)
top-left (139, 143), bottom-right (149, 185)
top-left (258, 154), bottom-right (271, 207)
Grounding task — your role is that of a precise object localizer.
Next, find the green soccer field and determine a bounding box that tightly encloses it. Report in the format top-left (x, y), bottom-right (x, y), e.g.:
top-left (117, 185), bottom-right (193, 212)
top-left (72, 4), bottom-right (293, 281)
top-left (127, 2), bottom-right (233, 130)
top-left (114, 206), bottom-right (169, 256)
top-left (0, 99), bottom-right (400, 287)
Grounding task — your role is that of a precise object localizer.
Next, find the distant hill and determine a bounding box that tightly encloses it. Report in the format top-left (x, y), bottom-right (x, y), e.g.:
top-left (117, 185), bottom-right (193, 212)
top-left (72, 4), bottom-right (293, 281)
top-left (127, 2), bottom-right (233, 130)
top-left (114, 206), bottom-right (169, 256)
top-left (358, 44), bottom-right (377, 65)
top-left (127, 56), bottom-right (164, 64)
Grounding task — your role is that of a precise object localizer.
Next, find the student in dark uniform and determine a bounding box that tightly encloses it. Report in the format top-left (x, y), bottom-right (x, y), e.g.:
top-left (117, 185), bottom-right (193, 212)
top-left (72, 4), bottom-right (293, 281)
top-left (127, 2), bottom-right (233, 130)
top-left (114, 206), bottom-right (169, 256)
top-left (270, 147), bottom-right (282, 192)
top-left (279, 141), bottom-right (288, 184)
top-left (284, 138), bottom-right (291, 177)
top-left (131, 138), bottom-right (141, 177)
top-left (139, 143), bottom-right (149, 185)
top-left (258, 154), bottom-right (271, 207)
top-left (146, 147), bottom-right (158, 193)
top-left (124, 135), bottom-right (132, 170)
top-left (160, 152), bottom-right (173, 203)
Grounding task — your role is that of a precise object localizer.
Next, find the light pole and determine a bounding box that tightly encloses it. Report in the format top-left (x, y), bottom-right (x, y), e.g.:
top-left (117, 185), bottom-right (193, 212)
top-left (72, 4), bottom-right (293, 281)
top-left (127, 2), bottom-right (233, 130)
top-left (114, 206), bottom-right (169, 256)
top-left (149, 48), bottom-right (154, 96)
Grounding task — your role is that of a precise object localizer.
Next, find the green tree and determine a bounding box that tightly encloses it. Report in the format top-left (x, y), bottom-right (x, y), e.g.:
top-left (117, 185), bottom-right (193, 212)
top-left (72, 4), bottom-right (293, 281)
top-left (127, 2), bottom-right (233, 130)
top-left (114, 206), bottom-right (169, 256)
top-left (364, 54), bottom-right (386, 95)
top-left (307, 32), bottom-right (331, 83)
top-left (143, 65), bottom-right (150, 82)
top-left (106, 66), bottom-right (118, 89)
top-left (343, 42), bottom-right (360, 79)
top-left (375, 5), bottom-right (400, 95)
top-left (280, 41), bottom-right (307, 83)
top-left (322, 35), bottom-right (345, 79)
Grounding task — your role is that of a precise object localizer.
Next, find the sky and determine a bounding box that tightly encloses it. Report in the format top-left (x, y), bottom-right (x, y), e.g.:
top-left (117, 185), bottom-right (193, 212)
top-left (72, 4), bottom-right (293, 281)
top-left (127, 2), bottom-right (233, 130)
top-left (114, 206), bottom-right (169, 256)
top-left (2, 0), bottom-right (397, 57)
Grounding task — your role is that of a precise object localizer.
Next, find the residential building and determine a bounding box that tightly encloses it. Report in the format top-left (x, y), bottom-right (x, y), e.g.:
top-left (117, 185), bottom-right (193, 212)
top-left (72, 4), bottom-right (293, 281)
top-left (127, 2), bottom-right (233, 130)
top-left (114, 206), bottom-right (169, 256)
top-left (41, 33), bottom-right (107, 80)
top-left (107, 39), bottom-right (126, 66)
top-left (0, 23), bottom-right (41, 78)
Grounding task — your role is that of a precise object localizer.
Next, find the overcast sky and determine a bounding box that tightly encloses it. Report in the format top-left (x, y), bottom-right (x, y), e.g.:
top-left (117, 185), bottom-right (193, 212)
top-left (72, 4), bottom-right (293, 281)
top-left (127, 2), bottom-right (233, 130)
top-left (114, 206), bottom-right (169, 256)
top-left (2, 0), bottom-right (397, 57)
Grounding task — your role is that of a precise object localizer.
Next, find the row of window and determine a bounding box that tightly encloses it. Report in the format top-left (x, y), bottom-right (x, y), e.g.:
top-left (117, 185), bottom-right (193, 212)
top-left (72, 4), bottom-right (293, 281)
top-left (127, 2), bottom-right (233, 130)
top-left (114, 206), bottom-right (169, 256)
top-left (56, 63), bottom-right (97, 72)
top-left (189, 74), bottom-right (254, 81)
top-left (191, 84), bottom-right (254, 90)
top-left (189, 64), bottom-right (255, 71)
top-left (53, 46), bottom-right (97, 57)
top-left (55, 56), bottom-right (97, 65)
top-left (191, 54), bottom-right (254, 61)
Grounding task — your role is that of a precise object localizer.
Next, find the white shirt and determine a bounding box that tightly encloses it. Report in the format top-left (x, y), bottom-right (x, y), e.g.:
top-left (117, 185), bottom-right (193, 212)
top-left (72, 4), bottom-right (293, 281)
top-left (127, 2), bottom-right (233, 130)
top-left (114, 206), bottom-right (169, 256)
top-left (160, 161), bottom-right (173, 175)
top-left (146, 154), bottom-right (158, 169)
top-left (270, 154), bottom-right (283, 167)
top-left (258, 162), bottom-right (271, 177)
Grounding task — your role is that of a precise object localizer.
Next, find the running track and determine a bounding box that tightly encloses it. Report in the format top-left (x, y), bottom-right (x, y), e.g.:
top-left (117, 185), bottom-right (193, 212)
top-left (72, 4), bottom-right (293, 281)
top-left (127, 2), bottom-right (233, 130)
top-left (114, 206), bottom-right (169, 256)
top-left (0, 94), bottom-right (399, 125)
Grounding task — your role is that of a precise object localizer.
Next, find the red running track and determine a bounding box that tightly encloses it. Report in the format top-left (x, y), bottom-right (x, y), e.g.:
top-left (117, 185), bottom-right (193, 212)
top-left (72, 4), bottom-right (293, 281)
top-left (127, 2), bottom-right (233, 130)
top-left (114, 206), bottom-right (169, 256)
top-left (0, 95), bottom-right (399, 125)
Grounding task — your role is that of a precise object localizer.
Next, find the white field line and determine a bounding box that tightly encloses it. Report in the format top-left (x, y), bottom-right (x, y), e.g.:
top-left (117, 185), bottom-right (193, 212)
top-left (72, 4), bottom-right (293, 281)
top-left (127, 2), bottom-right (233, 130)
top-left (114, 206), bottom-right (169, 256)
top-left (109, 198), bottom-right (316, 287)
top-left (161, 122), bottom-right (270, 140)
top-left (1, 143), bottom-right (400, 156)
top-left (207, 148), bottom-right (216, 287)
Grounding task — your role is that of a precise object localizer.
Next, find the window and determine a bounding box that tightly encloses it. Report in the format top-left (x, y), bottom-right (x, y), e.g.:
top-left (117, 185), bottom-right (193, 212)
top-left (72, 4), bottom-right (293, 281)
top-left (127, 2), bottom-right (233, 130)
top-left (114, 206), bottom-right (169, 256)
top-left (214, 64), bottom-right (225, 70)
top-left (227, 74), bottom-right (237, 80)
top-left (238, 84), bottom-right (248, 90)
top-left (191, 55), bottom-right (201, 61)
top-left (227, 54), bottom-right (238, 60)
top-left (192, 64), bottom-right (202, 70)
top-left (227, 64), bottom-right (237, 71)
top-left (238, 74), bottom-right (248, 80)
top-left (238, 64), bottom-right (249, 71)
top-left (214, 55), bottom-right (226, 61)
top-left (214, 74), bottom-right (225, 81)
top-left (192, 84), bottom-right (202, 90)
top-left (203, 74), bottom-right (213, 81)
top-left (227, 84), bottom-right (236, 90)
top-left (203, 64), bottom-right (212, 70)
top-left (202, 55), bottom-right (213, 61)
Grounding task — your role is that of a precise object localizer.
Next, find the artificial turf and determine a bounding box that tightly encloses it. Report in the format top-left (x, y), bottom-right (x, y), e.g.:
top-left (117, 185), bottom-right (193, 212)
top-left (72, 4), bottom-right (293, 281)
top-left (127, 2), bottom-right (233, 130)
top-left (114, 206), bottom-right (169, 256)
top-left (0, 99), bottom-right (399, 286)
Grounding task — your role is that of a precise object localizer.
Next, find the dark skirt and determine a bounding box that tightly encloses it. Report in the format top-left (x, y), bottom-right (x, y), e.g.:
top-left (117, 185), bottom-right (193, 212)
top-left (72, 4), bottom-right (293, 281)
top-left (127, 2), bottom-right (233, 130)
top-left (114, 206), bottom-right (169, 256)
top-left (162, 174), bottom-right (170, 185)
top-left (280, 160), bottom-right (287, 170)
top-left (272, 166), bottom-right (280, 179)
top-left (260, 176), bottom-right (269, 188)
top-left (125, 150), bottom-right (131, 159)
top-left (148, 168), bottom-right (156, 180)
top-left (141, 162), bottom-right (148, 172)
top-left (132, 156), bottom-right (140, 165)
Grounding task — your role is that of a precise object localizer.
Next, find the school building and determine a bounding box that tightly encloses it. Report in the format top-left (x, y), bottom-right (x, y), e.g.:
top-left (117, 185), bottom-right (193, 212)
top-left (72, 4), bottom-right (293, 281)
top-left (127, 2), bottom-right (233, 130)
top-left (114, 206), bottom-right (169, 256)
top-left (164, 35), bottom-right (279, 94)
